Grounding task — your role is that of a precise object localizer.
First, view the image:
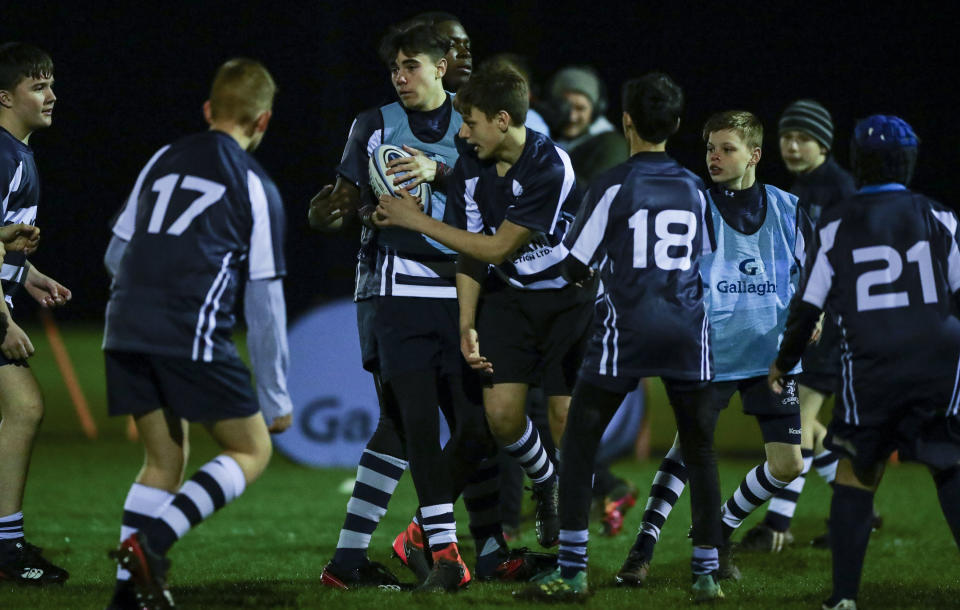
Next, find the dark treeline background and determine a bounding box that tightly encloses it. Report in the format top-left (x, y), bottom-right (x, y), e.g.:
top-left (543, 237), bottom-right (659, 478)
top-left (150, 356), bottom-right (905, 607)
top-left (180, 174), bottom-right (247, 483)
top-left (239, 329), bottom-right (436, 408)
top-left (2, 1), bottom-right (956, 323)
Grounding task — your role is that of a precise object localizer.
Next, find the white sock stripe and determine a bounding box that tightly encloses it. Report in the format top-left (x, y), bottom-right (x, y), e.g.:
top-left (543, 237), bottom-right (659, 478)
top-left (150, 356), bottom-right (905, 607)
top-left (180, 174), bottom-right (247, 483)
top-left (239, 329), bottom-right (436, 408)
top-left (356, 466), bottom-right (402, 493)
top-left (768, 497), bottom-right (798, 519)
top-left (0, 532), bottom-right (25, 540)
top-left (420, 503), bottom-right (455, 519)
top-left (427, 531), bottom-right (458, 546)
top-left (530, 461), bottom-right (555, 485)
top-left (744, 468), bottom-right (767, 499)
top-left (640, 523), bottom-right (661, 540)
top-left (647, 498), bottom-right (675, 517)
top-left (505, 419), bottom-right (534, 452)
top-left (784, 475), bottom-right (807, 493)
top-left (160, 508), bottom-right (192, 540)
top-left (525, 449), bottom-right (549, 475)
top-left (210, 455), bottom-right (247, 498)
top-left (0, 511), bottom-right (23, 524)
top-left (124, 484), bottom-right (175, 513)
top-left (336, 530), bottom-right (372, 549)
top-left (365, 449), bottom-right (409, 470)
top-left (559, 529), bottom-right (589, 544)
top-left (653, 472), bottom-right (687, 496)
top-left (731, 489), bottom-right (756, 514)
top-left (801, 456), bottom-right (813, 474)
top-left (180, 480), bottom-right (216, 518)
top-left (346, 497), bottom-right (388, 521)
top-left (517, 443), bottom-right (545, 467)
top-left (721, 505), bottom-right (741, 529)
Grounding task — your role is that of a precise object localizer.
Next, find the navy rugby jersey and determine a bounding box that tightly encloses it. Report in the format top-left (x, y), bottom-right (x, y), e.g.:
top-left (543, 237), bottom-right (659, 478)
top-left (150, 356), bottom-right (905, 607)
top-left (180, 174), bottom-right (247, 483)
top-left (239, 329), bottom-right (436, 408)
top-left (563, 152), bottom-right (713, 380)
top-left (788, 157), bottom-right (855, 226)
top-left (337, 95), bottom-right (461, 299)
top-left (104, 131), bottom-right (286, 362)
top-left (445, 128), bottom-right (577, 290)
top-left (778, 185), bottom-right (960, 424)
top-left (0, 126), bottom-right (40, 302)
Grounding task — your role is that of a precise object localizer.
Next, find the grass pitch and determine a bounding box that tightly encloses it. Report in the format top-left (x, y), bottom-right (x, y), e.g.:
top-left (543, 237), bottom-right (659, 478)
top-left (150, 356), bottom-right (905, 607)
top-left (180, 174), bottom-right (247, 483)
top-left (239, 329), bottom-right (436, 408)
top-left (1, 323), bottom-right (958, 609)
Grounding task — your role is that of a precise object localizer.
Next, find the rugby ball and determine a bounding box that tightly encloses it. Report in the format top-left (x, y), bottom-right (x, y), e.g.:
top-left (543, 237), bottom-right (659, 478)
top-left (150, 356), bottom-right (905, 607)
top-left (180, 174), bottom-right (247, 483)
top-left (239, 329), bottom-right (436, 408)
top-left (369, 144), bottom-right (432, 205)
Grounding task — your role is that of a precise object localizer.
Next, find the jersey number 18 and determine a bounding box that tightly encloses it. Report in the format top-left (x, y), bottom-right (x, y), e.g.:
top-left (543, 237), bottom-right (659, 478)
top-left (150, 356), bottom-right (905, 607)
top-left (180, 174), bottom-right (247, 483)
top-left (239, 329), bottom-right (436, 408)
top-left (628, 209), bottom-right (697, 271)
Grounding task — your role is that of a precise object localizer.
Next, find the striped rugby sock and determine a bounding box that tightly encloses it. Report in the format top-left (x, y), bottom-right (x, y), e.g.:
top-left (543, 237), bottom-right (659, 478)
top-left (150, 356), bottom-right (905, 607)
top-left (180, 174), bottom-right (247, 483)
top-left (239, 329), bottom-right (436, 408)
top-left (333, 449), bottom-right (407, 569)
top-left (558, 528), bottom-right (589, 578)
top-left (116, 484), bottom-right (174, 581)
top-left (142, 455), bottom-right (247, 555)
top-left (814, 449), bottom-right (839, 484)
top-left (721, 462), bottom-right (789, 535)
top-left (421, 503), bottom-right (457, 553)
top-left (0, 511), bottom-right (25, 542)
top-left (636, 444), bottom-right (688, 558)
top-left (765, 449), bottom-right (813, 532)
top-left (504, 417), bottom-right (555, 485)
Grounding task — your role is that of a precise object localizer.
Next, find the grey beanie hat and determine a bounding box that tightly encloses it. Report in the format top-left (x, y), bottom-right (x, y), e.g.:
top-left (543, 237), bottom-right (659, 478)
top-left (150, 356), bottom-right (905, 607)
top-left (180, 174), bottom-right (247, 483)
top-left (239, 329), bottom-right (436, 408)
top-left (550, 67), bottom-right (601, 105)
top-left (779, 99), bottom-right (834, 151)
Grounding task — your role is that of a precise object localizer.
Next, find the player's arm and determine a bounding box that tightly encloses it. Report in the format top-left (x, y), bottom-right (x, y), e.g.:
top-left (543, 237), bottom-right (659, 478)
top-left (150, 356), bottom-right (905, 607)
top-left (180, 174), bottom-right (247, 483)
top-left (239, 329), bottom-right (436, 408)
top-left (770, 296), bottom-right (822, 390)
top-left (309, 112), bottom-right (382, 232)
top-left (0, 280), bottom-right (32, 359)
top-left (23, 263), bottom-right (71, 308)
top-left (561, 183), bottom-right (618, 284)
top-left (104, 234), bottom-right (128, 278)
top-left (244, 278), bottom-right (293, 433)
top-left (374, 189), bottom-right (532, 264)
top-left (308, 178), bottom-right (361, 232)
top-left (770, 218), bottom-right (839, 393)
top-left (457, 254), bottom-right (493, 374)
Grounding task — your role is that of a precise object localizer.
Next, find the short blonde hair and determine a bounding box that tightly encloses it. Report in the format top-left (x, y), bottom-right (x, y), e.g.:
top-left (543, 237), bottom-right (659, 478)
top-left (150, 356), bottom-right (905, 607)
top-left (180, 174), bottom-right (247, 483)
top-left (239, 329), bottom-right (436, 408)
top-left (208, 58), bottom-right (276, 125)
top-left (702, 110), bottom-right (763, 149)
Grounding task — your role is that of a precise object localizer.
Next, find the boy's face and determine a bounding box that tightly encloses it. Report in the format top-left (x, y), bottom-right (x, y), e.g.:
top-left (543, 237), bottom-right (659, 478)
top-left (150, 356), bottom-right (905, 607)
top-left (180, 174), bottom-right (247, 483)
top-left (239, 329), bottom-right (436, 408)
top-left (436, 21), bottom-right (472, 92)
top-left (779, 130), bottom-right (826, 174)
top-left (459, 107), bottom-right (504, 161)
top-left (561, 91), bottom-right (593, 139)
top-left (1, 74), bottom-right (56, 134)
top-left (706, 129), bottom-right (757, 185)
top-left (391, 51), bottom-right (445, 111)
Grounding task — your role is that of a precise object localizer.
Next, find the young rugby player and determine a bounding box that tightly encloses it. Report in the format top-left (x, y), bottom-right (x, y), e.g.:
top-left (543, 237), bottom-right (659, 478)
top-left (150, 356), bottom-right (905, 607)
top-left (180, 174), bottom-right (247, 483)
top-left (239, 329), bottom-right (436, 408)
top-left (104, 58), bottom-right (292, 610)
top-left (317, 23), bottom-right (517, 594)
top-left (622, 111), bottom-right (812, 584)
top-left (312, 19), bottom-right (545, 591)
top-left (743, 100), bottom-right (871, 551)
top-left (0, 41), bottom-right (71, 586)
top-left (770, 114), bottom-right (960, 610)
top-left (374, 65), bottom-right (593, 551)
top-left (515, 72), bottom-right (725, 602)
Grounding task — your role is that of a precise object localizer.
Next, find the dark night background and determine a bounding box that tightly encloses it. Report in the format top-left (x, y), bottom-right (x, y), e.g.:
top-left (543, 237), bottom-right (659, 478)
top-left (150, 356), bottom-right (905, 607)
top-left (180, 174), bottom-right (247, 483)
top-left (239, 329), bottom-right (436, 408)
top-left (2, 1), bottom-right (956, 324)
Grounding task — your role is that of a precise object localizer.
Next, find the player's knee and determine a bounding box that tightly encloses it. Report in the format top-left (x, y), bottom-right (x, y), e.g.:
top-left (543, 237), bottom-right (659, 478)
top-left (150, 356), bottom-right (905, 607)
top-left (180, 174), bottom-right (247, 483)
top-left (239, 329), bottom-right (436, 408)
top-left (484, 404), bottom-right (520, 442)
top-left (7, 396), bottom-right (45, 431)
top-left (770, 455), bottom-right (804, 482)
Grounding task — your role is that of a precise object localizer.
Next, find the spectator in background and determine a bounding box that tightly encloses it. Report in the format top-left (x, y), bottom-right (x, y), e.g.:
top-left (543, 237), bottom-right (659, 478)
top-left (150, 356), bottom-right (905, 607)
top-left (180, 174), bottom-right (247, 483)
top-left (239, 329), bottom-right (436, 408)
top-left (548, 66), bottom-right (628, 184)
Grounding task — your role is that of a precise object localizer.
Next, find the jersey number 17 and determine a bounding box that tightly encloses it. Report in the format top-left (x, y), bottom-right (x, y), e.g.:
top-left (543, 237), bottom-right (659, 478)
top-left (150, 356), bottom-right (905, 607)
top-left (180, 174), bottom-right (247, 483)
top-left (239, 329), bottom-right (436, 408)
top-left (146, 174), bottom-right (226, 235)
